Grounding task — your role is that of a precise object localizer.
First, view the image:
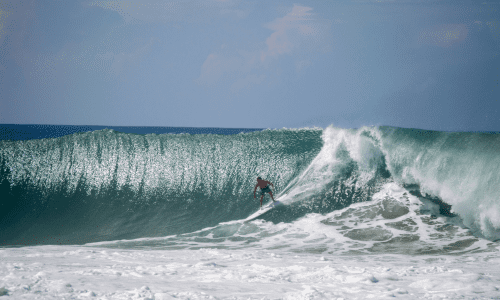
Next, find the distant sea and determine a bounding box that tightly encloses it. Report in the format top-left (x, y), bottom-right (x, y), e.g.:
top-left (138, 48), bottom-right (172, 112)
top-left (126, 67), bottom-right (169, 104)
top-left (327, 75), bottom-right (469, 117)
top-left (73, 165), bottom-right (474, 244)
top-left (0, 124), bottom-right (264, 141)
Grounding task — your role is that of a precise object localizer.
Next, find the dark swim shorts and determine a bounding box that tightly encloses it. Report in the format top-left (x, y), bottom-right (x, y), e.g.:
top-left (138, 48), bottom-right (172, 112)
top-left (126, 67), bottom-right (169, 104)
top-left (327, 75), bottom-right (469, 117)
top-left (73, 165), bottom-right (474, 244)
top-left (260, 185), bottom-right (271, 195)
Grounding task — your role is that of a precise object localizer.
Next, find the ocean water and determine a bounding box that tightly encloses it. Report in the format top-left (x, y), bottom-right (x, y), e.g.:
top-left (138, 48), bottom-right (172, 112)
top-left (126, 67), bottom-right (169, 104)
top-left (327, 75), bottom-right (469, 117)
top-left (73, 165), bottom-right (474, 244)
top-left (1, 124), bottom-right (500, 299)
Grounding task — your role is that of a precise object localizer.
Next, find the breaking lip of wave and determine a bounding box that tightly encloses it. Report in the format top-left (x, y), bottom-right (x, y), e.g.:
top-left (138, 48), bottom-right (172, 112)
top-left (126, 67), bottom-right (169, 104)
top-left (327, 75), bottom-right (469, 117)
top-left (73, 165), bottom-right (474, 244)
top-left (277, 125), bottom-right (500, 242)
top-left (371, 126), bottom-right (500, 241)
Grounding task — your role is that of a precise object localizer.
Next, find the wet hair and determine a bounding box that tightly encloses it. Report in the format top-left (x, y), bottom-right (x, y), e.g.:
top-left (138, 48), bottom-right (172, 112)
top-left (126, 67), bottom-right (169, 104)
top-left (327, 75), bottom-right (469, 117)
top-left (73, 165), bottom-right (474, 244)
top-left (257, 177), bottom-right (262, 180)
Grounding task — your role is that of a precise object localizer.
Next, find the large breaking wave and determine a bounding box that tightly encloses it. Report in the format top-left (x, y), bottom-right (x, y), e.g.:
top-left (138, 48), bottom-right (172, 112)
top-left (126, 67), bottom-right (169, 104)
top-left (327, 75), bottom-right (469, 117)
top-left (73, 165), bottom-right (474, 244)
top-left (1, 126), bottom-right (499, 248)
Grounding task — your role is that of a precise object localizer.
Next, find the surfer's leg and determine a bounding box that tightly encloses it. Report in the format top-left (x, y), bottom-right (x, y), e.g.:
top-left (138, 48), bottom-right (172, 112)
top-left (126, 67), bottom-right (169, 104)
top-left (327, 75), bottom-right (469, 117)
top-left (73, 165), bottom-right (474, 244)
top-left (269, 191), bottom-right (275, 201)
top-left (260, 195), bottom-right (264, 207)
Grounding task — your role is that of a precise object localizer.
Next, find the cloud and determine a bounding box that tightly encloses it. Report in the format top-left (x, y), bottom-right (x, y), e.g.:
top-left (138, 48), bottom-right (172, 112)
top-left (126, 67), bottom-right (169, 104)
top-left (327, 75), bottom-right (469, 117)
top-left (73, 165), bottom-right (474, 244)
top-left (416, 24), bottom-right (468, 48)
top-left (486, 21), bottom-right (500, 43)
top-left (0, 2), bottom-right (22, 63)
top-left (260, 5), bottom-right (316, 61)
top-left (220, 8), bottom-right (248, 19)
top-left (88, 0), bottom-right (184, 23)
top-left (230, 74), bottom-right (266, 92)
top-left (88, 0), bottom-right (249, 23)
top-left (0, 8), bottom-right (11, 38)
top-left (296, 59), bottom-right (312, 73)
top-left (95, 38), bottom-right (155, 80)
top-left (196, 4), bottom-right (330, 91)
top-left (415, 76), bottom-right (437, 93)
top-left (195, 53), bottom-right (243, 87)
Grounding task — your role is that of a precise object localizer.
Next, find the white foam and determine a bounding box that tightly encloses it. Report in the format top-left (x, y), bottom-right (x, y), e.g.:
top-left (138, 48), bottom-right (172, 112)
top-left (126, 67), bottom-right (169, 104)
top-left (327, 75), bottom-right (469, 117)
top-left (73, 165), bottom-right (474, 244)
top-left (1, 244), bottom-right (499, 299)
top-left (90, 182), bottom-right (495, 258)
top-left (306, 126), bottom-right (500, 242)
top-left (276, 126), bottom-right (385, 204)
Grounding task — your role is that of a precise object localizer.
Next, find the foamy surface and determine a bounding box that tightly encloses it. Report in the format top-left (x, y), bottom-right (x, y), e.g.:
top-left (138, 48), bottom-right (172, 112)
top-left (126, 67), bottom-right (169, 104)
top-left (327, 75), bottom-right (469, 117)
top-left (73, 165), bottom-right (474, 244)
top-left (2, 183), bottom-right (500, 299)
top-left (1, 245), bottom-right (500, 299)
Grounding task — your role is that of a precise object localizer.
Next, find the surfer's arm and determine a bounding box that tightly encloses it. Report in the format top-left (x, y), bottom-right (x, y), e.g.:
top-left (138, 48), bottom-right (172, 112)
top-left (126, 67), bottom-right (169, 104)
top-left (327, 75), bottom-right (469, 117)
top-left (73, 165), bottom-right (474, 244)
top-left (253, 184), bottom-right (258, 198)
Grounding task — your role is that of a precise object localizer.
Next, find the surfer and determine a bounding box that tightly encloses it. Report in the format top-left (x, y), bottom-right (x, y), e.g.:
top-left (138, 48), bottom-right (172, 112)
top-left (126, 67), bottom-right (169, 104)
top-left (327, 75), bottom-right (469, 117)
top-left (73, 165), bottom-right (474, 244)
top-left (253, 177), bottom-right (275, 208)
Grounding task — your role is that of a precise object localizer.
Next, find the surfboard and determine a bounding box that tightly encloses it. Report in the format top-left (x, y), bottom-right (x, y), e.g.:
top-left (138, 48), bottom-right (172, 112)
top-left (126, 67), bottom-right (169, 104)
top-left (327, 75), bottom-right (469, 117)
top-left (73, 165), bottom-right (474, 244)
top-left (244, 201), bottom-right (283, 223)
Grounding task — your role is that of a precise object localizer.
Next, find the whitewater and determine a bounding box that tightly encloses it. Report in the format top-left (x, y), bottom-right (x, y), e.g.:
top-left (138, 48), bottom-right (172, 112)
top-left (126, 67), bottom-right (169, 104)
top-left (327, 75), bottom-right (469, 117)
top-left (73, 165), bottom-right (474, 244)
top-left (1, 125), bottom-right (500, 299)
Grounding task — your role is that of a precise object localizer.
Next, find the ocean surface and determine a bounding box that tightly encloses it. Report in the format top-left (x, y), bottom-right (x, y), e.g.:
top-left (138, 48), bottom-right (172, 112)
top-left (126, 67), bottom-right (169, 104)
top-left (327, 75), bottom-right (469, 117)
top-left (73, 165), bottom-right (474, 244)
top-left (1, 124), bottom-right (500, 299)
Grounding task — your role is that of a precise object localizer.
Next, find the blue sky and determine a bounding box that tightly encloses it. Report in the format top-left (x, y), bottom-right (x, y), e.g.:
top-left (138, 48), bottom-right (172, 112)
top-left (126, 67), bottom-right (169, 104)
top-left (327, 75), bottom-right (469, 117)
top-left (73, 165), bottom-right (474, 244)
top-left (0, 0), bottom-right (499, 131)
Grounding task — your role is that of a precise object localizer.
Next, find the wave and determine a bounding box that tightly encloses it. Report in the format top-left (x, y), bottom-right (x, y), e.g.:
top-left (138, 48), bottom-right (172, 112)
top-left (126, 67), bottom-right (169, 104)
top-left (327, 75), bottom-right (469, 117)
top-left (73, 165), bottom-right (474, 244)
top-left (1, 125), bottom-right (499, 248)
top-left (0, 128), bottom-right (322, 246)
